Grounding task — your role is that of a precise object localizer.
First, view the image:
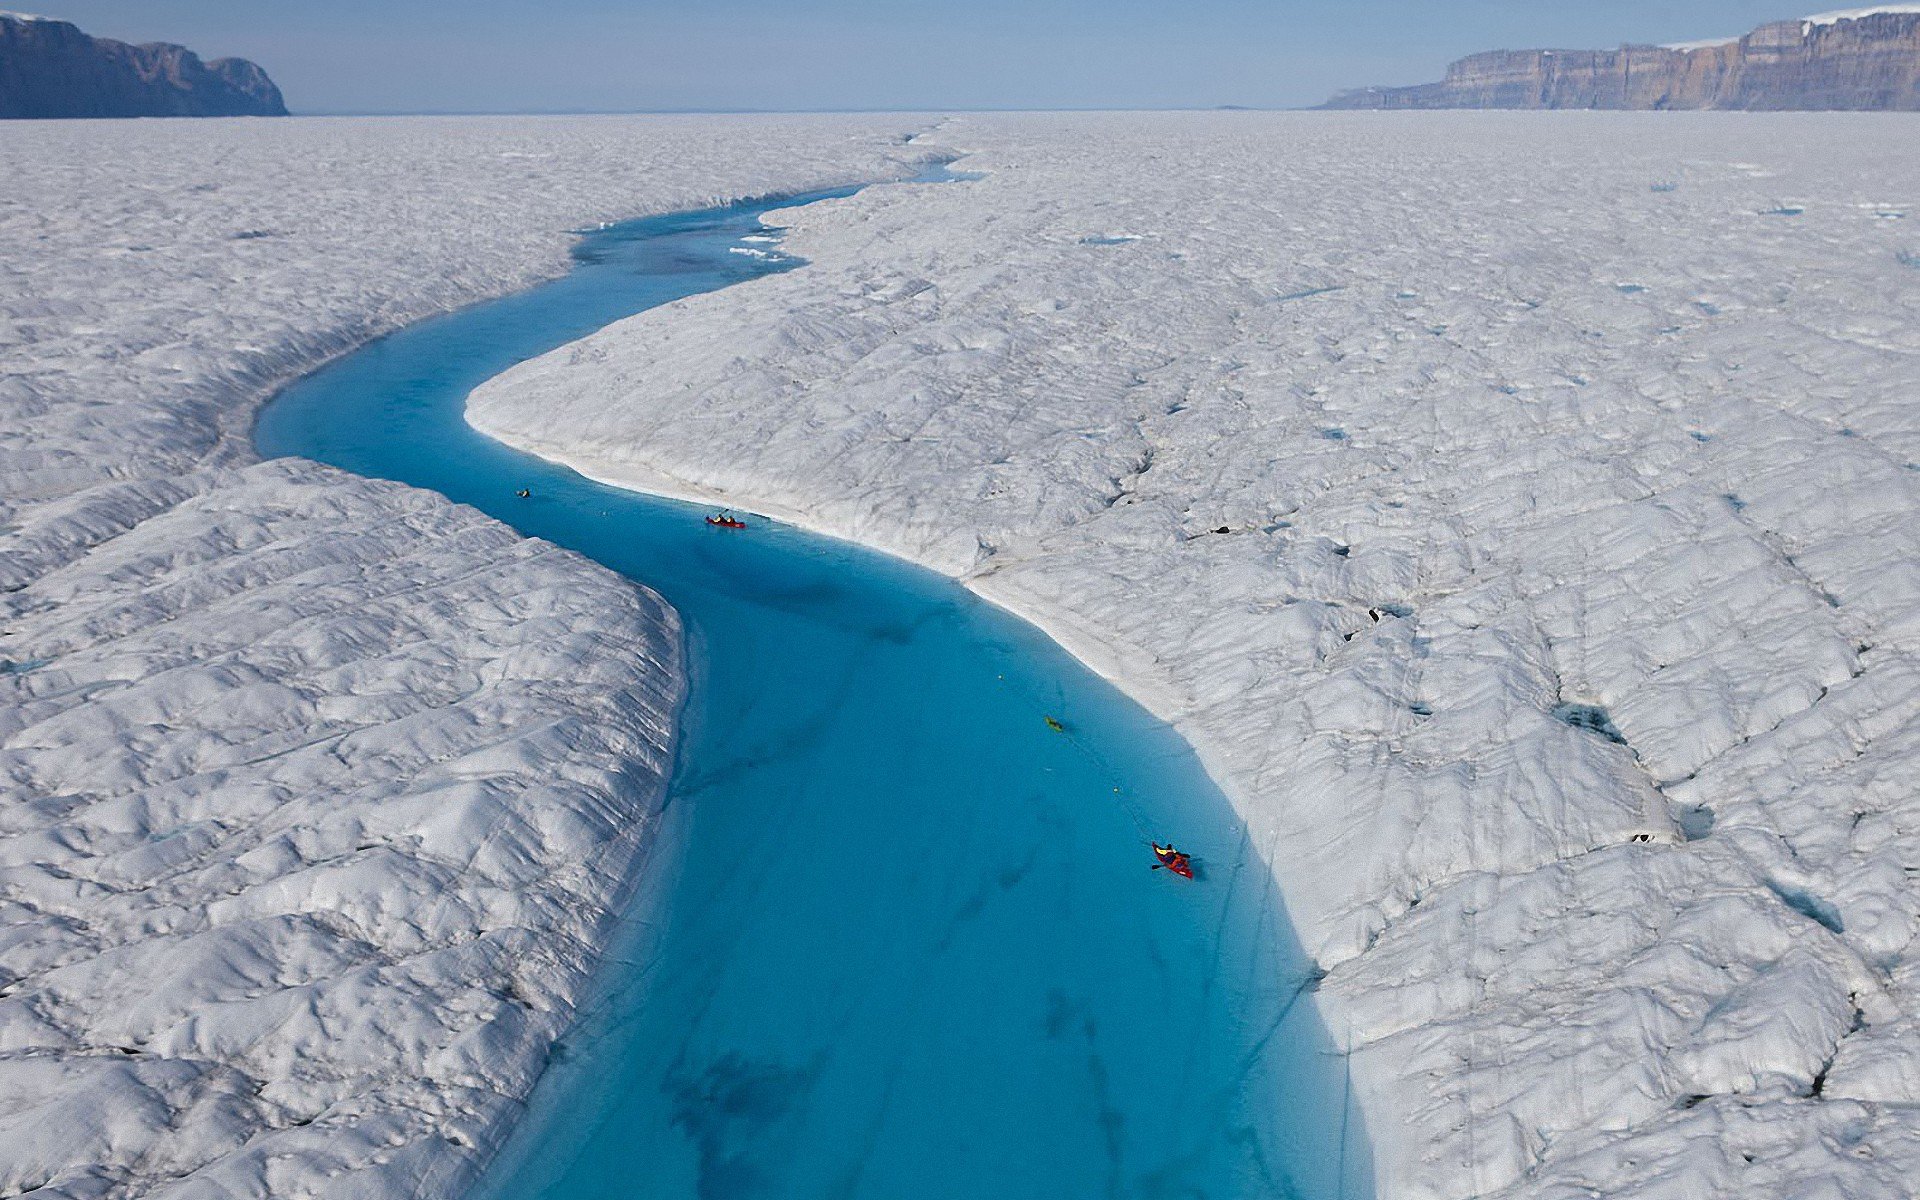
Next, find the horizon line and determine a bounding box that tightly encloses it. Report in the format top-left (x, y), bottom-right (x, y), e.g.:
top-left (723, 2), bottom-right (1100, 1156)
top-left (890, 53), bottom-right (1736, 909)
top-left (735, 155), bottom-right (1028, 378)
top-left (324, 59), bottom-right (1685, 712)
top-left (287, 104), bottom-right (1306, 118)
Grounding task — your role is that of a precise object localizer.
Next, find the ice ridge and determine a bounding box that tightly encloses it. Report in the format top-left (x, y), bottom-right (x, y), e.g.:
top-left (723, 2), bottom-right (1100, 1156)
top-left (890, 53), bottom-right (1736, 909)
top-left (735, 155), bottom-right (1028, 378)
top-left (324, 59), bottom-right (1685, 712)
top-left (470, 111), bottom-right (1920, 1200)
top-left (0, 114), bottom-right (935, 1199)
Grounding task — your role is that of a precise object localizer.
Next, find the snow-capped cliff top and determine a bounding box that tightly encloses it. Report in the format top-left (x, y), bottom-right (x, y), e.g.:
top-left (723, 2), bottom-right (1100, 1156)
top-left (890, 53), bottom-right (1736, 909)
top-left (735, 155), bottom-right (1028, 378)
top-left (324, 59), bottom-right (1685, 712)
top-left (1804, 3), bottom-right (1920, 28)
top-left (1668, 3), bottom-right (1920, 46)
top-left (1662, 35), bottom-right (1741, 51)
top-left (1616, 3), bottom-right (1920, 56)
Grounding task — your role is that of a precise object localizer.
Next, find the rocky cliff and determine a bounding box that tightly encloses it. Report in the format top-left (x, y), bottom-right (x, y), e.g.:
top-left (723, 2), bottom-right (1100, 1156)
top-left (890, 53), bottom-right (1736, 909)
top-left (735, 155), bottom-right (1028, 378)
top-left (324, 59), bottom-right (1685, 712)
top-left (1324, 6), bottom-right (1920, 110)
top-left (1, 12), bottom-right (287, 118)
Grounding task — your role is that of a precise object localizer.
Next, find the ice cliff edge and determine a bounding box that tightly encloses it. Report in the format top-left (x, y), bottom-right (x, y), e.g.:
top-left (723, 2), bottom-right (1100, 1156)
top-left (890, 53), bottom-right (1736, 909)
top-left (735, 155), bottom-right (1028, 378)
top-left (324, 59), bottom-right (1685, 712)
top-left (1324, 6), bottom-right (1920, 110)
top-left (1, 12), bottom-right (288, 119)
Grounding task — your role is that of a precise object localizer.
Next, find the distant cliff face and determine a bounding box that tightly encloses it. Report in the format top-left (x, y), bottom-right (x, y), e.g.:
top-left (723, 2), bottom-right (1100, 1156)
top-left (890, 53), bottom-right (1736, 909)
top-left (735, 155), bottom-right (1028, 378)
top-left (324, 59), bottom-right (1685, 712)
top-left (1, 12), bottom-right (288, 118)
top-left (1325, 8), bottom-right (1920, 110)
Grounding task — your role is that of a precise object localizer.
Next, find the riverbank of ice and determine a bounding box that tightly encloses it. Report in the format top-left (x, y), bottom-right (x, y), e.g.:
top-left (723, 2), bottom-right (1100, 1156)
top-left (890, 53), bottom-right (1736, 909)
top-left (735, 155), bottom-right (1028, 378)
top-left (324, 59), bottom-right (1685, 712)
top-left (470, 111), bottom-right (1920, 1199)
top-left (0, 115), bottom-right (936, 1198)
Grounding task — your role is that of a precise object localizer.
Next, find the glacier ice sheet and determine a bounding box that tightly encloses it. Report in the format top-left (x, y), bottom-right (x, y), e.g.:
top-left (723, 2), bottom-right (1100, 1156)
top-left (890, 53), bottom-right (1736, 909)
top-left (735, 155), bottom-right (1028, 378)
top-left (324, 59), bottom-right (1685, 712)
top-left (0, 114), bottom-right (934, 1199)
top-left (470, 111), bottom-right (1920, 1199)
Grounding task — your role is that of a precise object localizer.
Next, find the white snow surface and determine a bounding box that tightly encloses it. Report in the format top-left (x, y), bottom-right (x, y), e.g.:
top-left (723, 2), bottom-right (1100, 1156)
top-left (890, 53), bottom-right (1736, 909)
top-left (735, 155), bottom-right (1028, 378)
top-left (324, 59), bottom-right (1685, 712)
top-left (0, 114), bottom-right (935, 1199)
top-left (471, 112), bottom-right (1920, 1199)
top-left (1661, 37), bottom-right (1741, 52)
top-left (1803, 4), bottom-right (1920, 28)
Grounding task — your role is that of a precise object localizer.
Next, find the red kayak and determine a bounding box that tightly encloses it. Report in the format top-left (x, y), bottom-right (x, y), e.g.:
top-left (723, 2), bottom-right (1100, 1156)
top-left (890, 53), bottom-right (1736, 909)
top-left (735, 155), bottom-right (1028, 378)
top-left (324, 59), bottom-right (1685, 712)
top-left (706, 512), bottom-right (747, 529)
top-left (1152, 843), bottom-right (1194, 880)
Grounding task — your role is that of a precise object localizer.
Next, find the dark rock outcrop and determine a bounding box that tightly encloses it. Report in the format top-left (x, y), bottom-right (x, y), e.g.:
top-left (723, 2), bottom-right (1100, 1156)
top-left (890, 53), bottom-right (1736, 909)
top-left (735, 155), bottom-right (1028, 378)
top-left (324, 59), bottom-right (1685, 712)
top-left (1324, 8), bottom-right (1920, 110)
top-left (1, 12), bottom-right (288, 118)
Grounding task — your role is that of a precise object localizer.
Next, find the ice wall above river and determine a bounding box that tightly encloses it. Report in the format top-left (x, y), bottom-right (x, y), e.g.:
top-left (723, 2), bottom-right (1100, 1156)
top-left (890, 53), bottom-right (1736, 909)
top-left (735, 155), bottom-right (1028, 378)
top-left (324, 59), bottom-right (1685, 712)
top-left (0, 115), bottom-right (932, 1199)
top-left (470, 112), bottom-right (1920, 1199)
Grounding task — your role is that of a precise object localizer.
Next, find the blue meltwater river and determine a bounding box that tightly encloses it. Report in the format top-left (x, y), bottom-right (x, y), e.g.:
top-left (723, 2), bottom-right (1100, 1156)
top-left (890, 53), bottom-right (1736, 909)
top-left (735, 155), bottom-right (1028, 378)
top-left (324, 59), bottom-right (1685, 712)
top-left (254, 167), bottom-right (1368, 1200)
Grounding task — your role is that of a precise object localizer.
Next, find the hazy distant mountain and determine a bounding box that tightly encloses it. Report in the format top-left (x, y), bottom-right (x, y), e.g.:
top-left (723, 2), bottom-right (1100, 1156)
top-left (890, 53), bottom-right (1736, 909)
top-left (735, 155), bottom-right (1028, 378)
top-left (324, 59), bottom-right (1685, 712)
top-left (1, 11), bottom-right (287, 118)
top-left (1324, 6), bottom-right (1920, 111)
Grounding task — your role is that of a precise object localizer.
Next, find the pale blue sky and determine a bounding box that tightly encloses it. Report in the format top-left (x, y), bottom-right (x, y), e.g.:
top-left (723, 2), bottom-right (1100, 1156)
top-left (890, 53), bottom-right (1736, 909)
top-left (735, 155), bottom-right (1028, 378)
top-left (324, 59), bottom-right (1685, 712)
top-left (36, 1), bottom-right (1812, 113)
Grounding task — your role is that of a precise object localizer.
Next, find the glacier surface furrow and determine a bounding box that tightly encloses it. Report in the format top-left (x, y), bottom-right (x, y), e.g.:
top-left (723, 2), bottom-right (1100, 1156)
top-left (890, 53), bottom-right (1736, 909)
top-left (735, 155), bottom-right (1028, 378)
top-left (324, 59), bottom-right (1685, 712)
top-left (1, 114), bottom-right (934, 1199)
top-left (469, 111), bottom-right (1920, 1199)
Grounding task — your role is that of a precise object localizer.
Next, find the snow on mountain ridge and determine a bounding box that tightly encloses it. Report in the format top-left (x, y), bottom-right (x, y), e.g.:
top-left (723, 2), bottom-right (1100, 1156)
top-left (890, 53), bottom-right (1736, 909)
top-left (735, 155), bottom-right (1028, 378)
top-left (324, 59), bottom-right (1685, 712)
top-left (471, 111), bottom-right (1920, 1200)
top-left (1329, 8), bottom-right (1920, 110)
top-left (1804, 4), bottom-right (1920, 27)
top-left (0, 115), bottom-right (931, 1199)
top-left (1678, 4), bottom-right (1920, 43)
top-left (1662, 36), bottom-right (1741, 51)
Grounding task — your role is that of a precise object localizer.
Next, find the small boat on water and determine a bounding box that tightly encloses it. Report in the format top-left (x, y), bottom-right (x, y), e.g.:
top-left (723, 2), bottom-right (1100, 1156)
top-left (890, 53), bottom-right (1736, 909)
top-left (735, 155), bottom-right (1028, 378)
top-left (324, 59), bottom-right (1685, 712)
top-left (706, 511), bottom-right (747, 529)
top-left (1151, 843), bottom-right (1194, 880)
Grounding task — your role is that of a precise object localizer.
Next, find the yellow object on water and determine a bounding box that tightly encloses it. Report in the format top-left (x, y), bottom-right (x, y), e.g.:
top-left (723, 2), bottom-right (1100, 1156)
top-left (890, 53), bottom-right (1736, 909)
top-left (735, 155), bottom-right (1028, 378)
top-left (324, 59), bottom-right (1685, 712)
top-left (1045, 715), bottom-right (1065, 732)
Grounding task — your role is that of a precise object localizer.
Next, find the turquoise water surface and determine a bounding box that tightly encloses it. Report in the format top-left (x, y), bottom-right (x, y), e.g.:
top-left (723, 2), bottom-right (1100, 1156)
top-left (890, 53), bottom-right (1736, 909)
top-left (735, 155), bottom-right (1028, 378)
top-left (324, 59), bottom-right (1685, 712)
top-left (254, 169), bottom-right (1366, 1200)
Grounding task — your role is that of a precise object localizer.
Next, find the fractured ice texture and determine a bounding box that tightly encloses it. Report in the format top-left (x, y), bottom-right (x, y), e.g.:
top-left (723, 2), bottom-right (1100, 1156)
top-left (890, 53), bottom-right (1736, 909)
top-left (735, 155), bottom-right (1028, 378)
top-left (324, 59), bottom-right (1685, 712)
top-left (470, 112), bottom-right (1920, 1199)
top-left (0, 114), bottom-right (928, 1199)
